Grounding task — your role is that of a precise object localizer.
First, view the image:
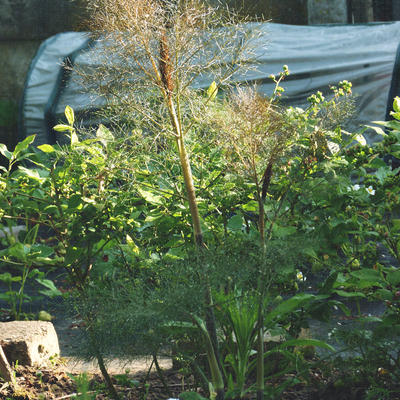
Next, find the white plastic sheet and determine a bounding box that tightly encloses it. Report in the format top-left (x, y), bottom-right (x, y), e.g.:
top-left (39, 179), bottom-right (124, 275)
top-left (19, 22), bottom-right (400, 145)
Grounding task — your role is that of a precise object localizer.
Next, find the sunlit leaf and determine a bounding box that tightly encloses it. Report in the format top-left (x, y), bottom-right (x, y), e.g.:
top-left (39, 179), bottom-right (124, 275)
top-left (65, 105), bottom-right (75, 126)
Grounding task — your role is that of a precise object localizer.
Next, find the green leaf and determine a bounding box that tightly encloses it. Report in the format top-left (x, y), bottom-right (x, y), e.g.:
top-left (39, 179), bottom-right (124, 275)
top-left (375, 289), bottom-right (393, 301)
top-left (350, 269), bottom-right (381, 281)
top-left (9, 242), bottom-right (30, 258)
top-left (394, 96), bottom-right (400, 113)
top-left (373, 120), bottom-right (400, 130)
top-left (0, 272), bottom-right (16, 283)
top-left (354, 134), bottom-right (366, 146)
top-left (387, 270), bottom-right (400, 286)
top-left (71, 131), bottom-right (79, 145)
top-left (37, 144), bottom-right (55, 153)
top-left (358, 316), bottom-right (382, 323)
top-left (36, 278), bottom-right (62, 298)
top-left (126, 234), bottom-right (140, 255)
top-left (364, 125), bottom-right (387, 136)
top-left (96, 124), bottom-right (114, 146)
top-left (334, 289), bottom-right (366, 298)
top-left (318, 271), bottom-right (338, 294)
top-left (207, 81), bottom-right (218, 100)
top-left (277, 338), bottom-right (334, 352)
top-left (53, 124), bottom-right (73, 132)
top-left (265, 294), bottom-right (315, 325)
top-left (272, 225), bottom-right (297, 238)
top-left (18, 166), bottom-right (47, 182)
top-left (227, 215), bottom-right (243, 231)
top-left (14, 135), bottom-right (36, 155)
top-left (0, 143), bottom-right (12, 160)
top-left (390, 111), bottom-right (400, 120)
top-left (138, 188), bottom-right (163, 205)
top-left (65, 105), bottom-right (75, 126)
top-left (242, 200), bottom-right (258, 212)
top-left (392, 219), bottom-right (400, 232)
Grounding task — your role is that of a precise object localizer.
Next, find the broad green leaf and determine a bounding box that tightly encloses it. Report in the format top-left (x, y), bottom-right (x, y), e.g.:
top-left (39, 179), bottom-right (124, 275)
top-left (37, 144), bottom-right (55, 153)
top-left (265, 294), bottom-right (315, 325)
top-left (276, 338), bottom-right (334, 352)
top-left (375, 167), bottom-right (390, 184)
top-left (138, 188), bottom-right (163, 205)
top-left (71, 131), bottom-right (79, 145)
top-left (392, 219), bottom-right (400, 232)
top-left (334, 289), bottom-right (366, 298)
top-left (350, 269), bottom-right (381, 281)
top-left (357, 316), bottom-right (382, 323)
top-left (36, 278), bottom-right (62, 298)
top-left (53, 124), bottom-right (73, 132)
top-left (364, 125), bottom-right (386, 136)
top-left (318, 271), bottom-right (338, 294)
top-left (375, 289), bottom-right (393, 301)
top-left (390, 111), bottom-right (400, 120)
top-left (14, 135), bottom-right (36, 155)
top-left (0, 272), bottom-right (16, 283)
top-left (242, 200), bottom-right (258, 212)
top-left (8, 242), bottom-right (30, 261)
top-left (368, 157), bottom-right (387, 168)
top-left (227, 215), bottom-right (243, 231)
top-left (327, 141), bottom-right (340, 154)
top-left (65, 105), bottom-right (75, 126)
top-left (18, 166), bottom-right (47, 181)
top-left (0, 143), bottom-right (12, 160)
top-left (126, 234), bottom-right (140, 255)
top-left (394, 96), bottom-right (400, 113)
top-left (387, 270), bottom-right (400, 286)
top-left (354, 134), bottom-right (366, 146)
top-left (272, 225), bottom-right (297, 238)
top-left (96, 124), bottom-right (114, 145)
top-left (207, 81), bottom-right (218, 100)
top-left (68, 194), bottom-right (82, 209)
top-left (373, 120), bottom-right (400, 130)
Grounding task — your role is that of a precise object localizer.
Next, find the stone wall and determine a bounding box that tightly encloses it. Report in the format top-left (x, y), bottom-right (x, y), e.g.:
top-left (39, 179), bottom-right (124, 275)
top-left (308, 0), bottom-right (348, 24)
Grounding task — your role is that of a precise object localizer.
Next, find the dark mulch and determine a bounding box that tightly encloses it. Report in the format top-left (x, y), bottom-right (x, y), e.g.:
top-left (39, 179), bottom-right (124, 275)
top-left (0, 362), bottom-right (367, 400)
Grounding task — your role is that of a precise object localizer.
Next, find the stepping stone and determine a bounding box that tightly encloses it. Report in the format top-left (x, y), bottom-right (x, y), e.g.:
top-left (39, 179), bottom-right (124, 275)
top-left (0, 321), bottom-right (60, 366)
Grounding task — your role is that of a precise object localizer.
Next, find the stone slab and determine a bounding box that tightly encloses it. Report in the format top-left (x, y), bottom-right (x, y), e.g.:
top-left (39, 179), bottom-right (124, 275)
top-left (0, 321), bottom-right (60, 366)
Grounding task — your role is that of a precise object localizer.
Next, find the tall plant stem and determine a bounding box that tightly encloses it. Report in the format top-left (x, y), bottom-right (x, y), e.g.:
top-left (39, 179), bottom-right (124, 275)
top-left (255, 181), bottom-right (266, 400)
top-left (161, 48), bottom-right (224, 400)
top-left (90, 334), bottom-right (120, 400)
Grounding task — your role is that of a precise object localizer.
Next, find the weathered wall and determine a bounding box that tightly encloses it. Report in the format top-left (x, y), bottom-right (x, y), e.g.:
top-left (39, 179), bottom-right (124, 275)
top-left (219, 0), bottom-right (308, 24)
top-left (0, 0), bottom-right (83, 40)
top-left (308, 0), bottom-right (348, 24)
top-left (0, 0), bottom-right (86, 148)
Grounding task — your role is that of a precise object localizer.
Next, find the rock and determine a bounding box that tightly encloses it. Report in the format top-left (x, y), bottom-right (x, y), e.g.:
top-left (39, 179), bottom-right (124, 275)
top-left (0, 321), bottom-right (60, 366)
top-left (0, 344), bottom-right (13, 382)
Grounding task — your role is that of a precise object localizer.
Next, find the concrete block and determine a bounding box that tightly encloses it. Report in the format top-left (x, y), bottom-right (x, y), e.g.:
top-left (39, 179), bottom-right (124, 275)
top-left (0, 321), bottom-right (60, 366)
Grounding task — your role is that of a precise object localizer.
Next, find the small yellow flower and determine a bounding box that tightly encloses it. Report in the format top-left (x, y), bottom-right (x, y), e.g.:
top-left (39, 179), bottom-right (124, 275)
top-left (378, 367), bottom-right (388, 375)
top-left (296, 271), bottom-right (306, 281)
top-left (366, 186), bottom-right (375, 195)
